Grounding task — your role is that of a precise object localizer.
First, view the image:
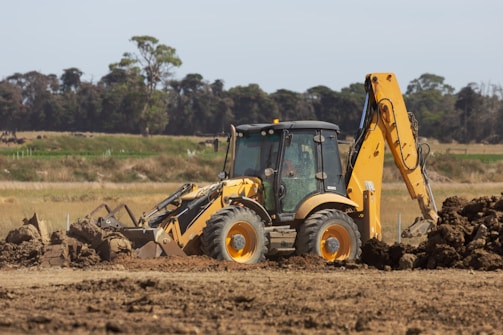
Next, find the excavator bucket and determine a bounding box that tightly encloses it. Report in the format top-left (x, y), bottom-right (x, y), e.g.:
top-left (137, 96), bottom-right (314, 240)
top-left (401, 217), bottom-right (436, 238)
top-left (121, 227), bottom-right (187, 259)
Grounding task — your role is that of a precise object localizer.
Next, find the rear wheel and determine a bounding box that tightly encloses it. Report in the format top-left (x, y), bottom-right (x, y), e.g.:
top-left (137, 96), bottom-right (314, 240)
top-left (296, 209), bottom-right (361, 261)
top-left (201, 206), bottom-right (267, 264)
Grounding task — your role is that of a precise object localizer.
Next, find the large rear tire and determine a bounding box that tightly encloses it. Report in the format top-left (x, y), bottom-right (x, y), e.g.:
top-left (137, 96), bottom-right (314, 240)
top-left (296, 209), bottom-right (361, 261)
top-left (201, 206), bottom-right (267, 264)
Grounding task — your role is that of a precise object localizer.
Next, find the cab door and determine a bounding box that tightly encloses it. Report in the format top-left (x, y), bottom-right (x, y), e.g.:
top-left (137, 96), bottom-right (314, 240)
top-left (319, 129), bottom-right (346, 196)
top-left (278, 130), bottom-right (318, 213)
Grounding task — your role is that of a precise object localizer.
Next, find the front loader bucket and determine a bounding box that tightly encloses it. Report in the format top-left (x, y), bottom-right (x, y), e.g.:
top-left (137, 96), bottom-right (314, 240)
top-left (121, 227), bottom-right (187, 259)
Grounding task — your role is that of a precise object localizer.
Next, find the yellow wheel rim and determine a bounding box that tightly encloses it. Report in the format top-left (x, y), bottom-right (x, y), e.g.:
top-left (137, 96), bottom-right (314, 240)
top-left (320, 224), bottom-right (352, 261)
top-left (225, 221), bottom-right (257, 263)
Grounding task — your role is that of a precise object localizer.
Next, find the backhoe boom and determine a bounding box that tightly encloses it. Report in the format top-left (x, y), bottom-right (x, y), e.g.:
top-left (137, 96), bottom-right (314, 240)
top-left (346, 73), bottom-right (438, 239)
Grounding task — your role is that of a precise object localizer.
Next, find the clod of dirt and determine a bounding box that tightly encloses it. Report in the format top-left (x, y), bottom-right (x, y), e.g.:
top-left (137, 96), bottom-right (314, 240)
top-left (5, 213), bottom-right (47, 244)
top-left (5, 224), bottom-right (41, 244)
top-left (0, 239), bottom-right (44, 268)
top-left (40, 231), bottom-right (101, 268)
top-left (398, 253), bottom-right (417, 270)
top-left (68, 218), bottom-right (132, 261)
top-left (361, 238), bottom-right (391, 269)
top-left (361, 239), bottom-right (416, 270)
top-left (1, 213), bottom-right (46, 268)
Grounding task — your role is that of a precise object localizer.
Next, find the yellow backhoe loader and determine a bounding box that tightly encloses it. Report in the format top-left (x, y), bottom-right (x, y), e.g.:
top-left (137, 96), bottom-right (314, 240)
top-left (86, 73), bottom-right (439, 263)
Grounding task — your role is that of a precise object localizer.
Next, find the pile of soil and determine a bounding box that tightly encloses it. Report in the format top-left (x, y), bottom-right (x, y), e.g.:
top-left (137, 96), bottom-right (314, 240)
top-left (361, 194), bottom-right (503, 270)
top-left (0, 215), bottom-right (130, 269)
top-left (1, 194), bottom-right (502, 271)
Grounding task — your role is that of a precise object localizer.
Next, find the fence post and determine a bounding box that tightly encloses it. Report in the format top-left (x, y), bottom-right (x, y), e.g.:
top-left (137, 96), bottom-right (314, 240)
top-left (397, 213), bottom-right (401, 244)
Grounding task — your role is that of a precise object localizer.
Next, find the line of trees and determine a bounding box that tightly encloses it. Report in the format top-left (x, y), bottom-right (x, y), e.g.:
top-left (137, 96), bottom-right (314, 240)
top-left (1, 36), bottom-right (502, 143)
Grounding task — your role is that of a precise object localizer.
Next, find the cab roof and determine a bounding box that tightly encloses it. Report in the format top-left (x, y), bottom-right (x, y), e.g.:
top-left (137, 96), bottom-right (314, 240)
top-left (235, 120), bottom-right (340, 134)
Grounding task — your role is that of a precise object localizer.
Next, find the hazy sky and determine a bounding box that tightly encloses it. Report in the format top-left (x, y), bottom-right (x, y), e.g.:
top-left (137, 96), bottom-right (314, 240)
top-left (1, 0), bottom-right (501, 93)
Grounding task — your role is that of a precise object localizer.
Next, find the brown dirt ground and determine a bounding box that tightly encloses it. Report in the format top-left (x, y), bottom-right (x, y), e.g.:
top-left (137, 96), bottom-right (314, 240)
top-left (1, 194), bottom-right (503, 334)
top-left (0, 258), bottom-right (502, 335)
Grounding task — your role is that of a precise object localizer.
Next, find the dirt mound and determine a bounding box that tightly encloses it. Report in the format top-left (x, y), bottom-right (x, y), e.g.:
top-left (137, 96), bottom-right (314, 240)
top-left (417, 194), bottom-right (503, 270)
top-left (0, 215), bottom-right (130, 269)
top-left (361, 194), bottom-right (503, 270)
top-left (1, 214), bottom-right (45, 268)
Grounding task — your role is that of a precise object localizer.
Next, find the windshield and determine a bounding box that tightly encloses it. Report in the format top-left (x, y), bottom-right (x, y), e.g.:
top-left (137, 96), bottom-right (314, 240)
top-left (233, 132), bottom-right (280, 177)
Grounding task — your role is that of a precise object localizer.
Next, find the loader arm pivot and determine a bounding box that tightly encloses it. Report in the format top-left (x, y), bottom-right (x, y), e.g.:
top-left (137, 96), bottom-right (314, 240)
top-left (346, 73), bottom-right (439, 239)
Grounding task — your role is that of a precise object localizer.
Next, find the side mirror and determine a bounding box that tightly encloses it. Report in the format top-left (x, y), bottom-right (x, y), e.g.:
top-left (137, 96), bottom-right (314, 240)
top-left (218, 171), bottom-right (227, 180)
top-left (264, 168), bottom-right (276, 177)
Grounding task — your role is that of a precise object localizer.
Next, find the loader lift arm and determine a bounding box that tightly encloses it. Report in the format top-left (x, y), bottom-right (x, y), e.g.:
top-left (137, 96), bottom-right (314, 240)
top-left (345, 73), bottom-right (439, 239)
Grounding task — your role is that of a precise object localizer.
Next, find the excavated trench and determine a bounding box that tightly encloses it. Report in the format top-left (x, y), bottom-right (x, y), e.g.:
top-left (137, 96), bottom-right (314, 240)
top-left (1, 194), bottom-right (502, 271)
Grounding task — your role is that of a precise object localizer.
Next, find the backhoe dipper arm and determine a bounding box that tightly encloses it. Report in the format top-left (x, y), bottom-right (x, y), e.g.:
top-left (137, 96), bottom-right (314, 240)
top-left (345, 73), bottom-right (439, 238)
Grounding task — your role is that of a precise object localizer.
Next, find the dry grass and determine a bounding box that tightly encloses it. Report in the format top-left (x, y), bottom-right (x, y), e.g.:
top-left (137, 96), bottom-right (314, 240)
top-left (0, 182), bottom-right (184, 237)
top-left (380, 182), bottom-right (503, 245)
top-left (427, 141), bottom-right (503, 155)
top-left (2, 181), bottom-right (503, 245)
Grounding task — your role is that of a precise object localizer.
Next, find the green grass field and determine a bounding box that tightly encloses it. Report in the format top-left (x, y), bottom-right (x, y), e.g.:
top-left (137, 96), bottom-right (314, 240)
top-left (2, 131), bottom-right (503, 183)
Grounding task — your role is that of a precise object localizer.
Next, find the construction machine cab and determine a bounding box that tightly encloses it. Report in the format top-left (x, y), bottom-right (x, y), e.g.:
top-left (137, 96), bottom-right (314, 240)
top-left (230, 121), bottom-right (347, 222)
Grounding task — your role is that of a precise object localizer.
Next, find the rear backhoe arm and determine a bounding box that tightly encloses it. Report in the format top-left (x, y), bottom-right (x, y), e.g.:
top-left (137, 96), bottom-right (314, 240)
top-left (346, 73), bottom-right (439, 238)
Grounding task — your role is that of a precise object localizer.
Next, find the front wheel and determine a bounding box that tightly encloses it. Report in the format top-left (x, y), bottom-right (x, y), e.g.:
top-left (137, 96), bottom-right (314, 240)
top-left (296, 209), bottom-right (361, 261)
top-left (201, 206), bottom-right (267, 264)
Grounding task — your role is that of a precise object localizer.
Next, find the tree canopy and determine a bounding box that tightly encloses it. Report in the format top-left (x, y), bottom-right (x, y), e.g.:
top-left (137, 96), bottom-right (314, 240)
top-left (1, 35), bottom-right (502, 144)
